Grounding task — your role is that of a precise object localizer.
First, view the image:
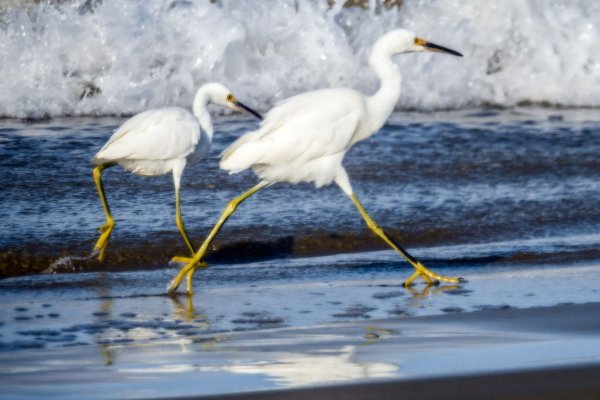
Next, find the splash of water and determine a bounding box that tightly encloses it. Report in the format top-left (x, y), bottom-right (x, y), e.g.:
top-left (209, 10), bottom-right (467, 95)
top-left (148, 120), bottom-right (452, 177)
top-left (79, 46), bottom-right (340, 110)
top-left (1, 0), bottom-right (599, 118)
top-left (44, 253), bottom-right (95, 274)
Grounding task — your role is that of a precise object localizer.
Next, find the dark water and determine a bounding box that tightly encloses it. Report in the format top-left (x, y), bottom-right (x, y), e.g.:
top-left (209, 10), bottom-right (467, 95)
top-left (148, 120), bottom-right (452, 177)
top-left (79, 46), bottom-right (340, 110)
top-left (0, 108), bottom-right (599, 277)
top-left (2, 108), bottom-right (600, 399)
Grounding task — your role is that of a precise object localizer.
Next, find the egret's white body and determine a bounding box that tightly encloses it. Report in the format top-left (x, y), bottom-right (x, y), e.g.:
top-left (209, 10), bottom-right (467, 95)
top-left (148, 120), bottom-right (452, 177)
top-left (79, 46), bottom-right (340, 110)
top-left (94, 106), bottom-right (206, 178)
top-left (221, 89), bottom-right (367, 187)
top-left (168, 29), bottom-right (463, 294)
top-left (91, 83), bottom-right (261, 261)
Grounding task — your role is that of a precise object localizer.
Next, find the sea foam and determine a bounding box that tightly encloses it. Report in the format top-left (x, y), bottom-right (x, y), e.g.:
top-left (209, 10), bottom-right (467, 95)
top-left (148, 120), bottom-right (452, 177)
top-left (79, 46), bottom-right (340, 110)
top-left (1, 0), bottom-right (599, 118)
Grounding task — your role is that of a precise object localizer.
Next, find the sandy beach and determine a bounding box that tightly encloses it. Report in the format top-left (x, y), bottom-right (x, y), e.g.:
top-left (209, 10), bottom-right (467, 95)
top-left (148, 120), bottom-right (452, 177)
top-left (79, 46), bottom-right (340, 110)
top-left (2, 255), bottom-right (600, 399)
top-left (165, 303), bottom-right (600, 400)
top-left (2, 299), bottom-right (600, 399)
top-left (191, 364), bottom-right (600, 400)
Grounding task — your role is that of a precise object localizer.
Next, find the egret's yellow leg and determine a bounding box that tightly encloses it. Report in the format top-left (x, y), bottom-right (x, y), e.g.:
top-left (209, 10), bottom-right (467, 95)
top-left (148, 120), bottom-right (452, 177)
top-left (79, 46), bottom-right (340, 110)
top-left (170, 186), bottom-right (197, 265)
top-left (92, 164), bottom-right (115, 261)
top-left (349, 194), bottom-right (462, 286)
top-left (167, 181), bottom-right (269, 295)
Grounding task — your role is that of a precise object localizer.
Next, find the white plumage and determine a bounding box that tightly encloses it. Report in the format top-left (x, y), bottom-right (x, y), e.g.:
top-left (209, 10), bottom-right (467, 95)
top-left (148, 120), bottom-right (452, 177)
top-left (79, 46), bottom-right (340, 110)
top-left (168, 29), bottom-right (464, 294)
top-left (91, 82), bottom-right (261, 262)
top-left (94, 107), bottom-right (203, 176)
top-left (220, 89), bottom-right (365, 187)
top-left (92, 107), bottom-right (202, 176)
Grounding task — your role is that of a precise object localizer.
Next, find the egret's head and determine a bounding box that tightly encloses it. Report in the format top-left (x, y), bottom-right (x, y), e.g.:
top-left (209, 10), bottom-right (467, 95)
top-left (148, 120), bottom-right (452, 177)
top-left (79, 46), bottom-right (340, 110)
top-left (375, 29), bottom-right (463, 57)
top-left (199, 82), bottom-right (262, 120)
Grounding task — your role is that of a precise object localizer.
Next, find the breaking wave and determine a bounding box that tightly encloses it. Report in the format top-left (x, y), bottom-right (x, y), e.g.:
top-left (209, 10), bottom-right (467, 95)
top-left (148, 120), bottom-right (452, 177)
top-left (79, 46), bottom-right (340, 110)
top-left (1, 0), bottom-right (599, 118)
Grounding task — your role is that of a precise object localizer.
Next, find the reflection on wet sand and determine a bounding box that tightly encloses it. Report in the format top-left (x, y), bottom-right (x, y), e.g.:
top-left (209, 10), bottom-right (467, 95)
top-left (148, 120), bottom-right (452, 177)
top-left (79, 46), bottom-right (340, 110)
top-left (118, 344), bottom-right (398, 388)
top-left (94, 273), bottom-right (114, 367)
top-left (407, 284), bottom-right (463, 300)
top-left (171, 295), bottom-right (199, 322)
top-left (220, 345), bottom-right (398, 387)
top-left (91, 290), bottom-right (214, 363)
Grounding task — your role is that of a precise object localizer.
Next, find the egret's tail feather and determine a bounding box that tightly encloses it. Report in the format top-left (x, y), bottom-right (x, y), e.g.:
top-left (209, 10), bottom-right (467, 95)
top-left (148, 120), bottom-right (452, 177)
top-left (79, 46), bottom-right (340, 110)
top-left (220, 142), bottom-right (265, 172)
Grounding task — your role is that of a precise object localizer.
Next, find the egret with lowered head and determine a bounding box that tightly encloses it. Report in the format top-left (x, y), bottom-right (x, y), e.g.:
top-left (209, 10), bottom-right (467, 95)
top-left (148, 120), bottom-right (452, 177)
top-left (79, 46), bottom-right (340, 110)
top-left (168, 29), bottom-right (463, 294)
top-left (92, 83), bottom-right (261, 262)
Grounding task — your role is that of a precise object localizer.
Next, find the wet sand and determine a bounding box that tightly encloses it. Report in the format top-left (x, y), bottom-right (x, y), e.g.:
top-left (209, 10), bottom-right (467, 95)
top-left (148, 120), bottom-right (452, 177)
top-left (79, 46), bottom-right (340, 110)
top-left (2, 302), bottom-right (600, 399)
top-left (5, 227), bottom-right (600, 279)
top-left (2, 255), bottom-right (600, 399)
top-left (0, 229), bottom-right (447, 279)
top-left (191, 364), bottom-right (600, 400)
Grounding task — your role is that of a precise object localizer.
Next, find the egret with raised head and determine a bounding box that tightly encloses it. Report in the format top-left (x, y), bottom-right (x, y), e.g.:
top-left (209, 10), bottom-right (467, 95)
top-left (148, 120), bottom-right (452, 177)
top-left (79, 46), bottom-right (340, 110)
top-left (168, 30), bottom-right (463, 294)
top-left (91, 83), bottom-right (261, 262)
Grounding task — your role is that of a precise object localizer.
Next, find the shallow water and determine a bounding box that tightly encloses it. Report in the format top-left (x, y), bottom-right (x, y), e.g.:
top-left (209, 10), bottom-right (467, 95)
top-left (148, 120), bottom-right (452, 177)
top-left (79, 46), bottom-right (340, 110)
top-left (1, 108), bottom-right (600, 398)
top-left (2, 1), bottom-right (600, 118)
top-left (1, 108), bottom-right (599, 264)
top-left (2, 249), bottom-right (600, 347)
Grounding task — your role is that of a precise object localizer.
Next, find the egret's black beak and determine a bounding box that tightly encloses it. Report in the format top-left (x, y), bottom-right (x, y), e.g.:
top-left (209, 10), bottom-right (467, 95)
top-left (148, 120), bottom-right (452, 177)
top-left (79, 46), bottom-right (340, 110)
top-left (235, 101), bottom-right (263, 120)
top-left (423, 40), bottom-right (463, 57)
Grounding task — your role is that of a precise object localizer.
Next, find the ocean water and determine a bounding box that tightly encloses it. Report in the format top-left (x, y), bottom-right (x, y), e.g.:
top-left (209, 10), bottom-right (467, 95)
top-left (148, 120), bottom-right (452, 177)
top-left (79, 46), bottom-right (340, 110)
top-left (1, 0), bottom-right (600, 118)
top-left (1, 108), bottom-right (599, 274)
top-left (1, 0), bottom-right (599, 325)
top-left (1, 2), bottom-right (600, 398)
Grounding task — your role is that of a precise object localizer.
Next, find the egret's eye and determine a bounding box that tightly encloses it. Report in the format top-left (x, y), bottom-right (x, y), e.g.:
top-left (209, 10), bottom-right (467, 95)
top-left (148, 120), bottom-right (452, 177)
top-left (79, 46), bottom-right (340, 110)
top-left (414, 37), bottom-right (427, 46)
top-left (226, 94), bottom-right (235, 102)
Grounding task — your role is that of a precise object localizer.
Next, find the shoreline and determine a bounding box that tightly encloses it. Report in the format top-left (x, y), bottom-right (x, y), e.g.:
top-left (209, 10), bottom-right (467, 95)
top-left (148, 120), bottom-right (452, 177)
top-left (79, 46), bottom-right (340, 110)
top-left (183, 364), bottom-right (600, 400)
top-left (3, 229), bottom-right (600, 279)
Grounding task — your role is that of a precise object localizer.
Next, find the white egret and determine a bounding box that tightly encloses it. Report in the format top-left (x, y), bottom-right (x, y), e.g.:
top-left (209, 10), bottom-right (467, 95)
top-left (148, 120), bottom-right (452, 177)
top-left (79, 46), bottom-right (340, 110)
top-left (91, 82), bottom-right (261, 262)
top-left (167, 29), bottom-right (463, 294)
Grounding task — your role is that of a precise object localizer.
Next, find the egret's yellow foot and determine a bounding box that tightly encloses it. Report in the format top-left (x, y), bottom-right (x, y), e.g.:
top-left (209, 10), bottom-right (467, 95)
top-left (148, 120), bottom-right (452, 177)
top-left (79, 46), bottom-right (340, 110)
top-left (93, 219), bottom-right (114, 261)
top-left (403, 262), bottom-right (462, 286)
top-left (167, 183), bottom-right (270, 295)
top-left (167, 260), bottom-right (207, 295)
top-left (170, 256), bottom-right (196, 265)
top-left (416, 261), bottom-right (462, 283)
top-left (402, 271), bottom-right (423, 287)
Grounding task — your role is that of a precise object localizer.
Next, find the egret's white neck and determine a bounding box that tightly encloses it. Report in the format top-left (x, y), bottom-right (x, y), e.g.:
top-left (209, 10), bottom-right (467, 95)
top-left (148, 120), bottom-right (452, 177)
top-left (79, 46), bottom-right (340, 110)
top-left (192, 90), bottom-right (213, 141)
top-left (366, 45), bottom-right (402, 134)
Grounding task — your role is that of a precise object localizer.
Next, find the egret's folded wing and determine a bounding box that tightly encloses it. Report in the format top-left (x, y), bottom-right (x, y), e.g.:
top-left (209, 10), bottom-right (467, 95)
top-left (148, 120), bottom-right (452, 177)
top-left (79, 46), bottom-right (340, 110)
top-left (221, 90), bottom-right (364, 172)
top-left (93, 108), bottom-right (200, 163)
